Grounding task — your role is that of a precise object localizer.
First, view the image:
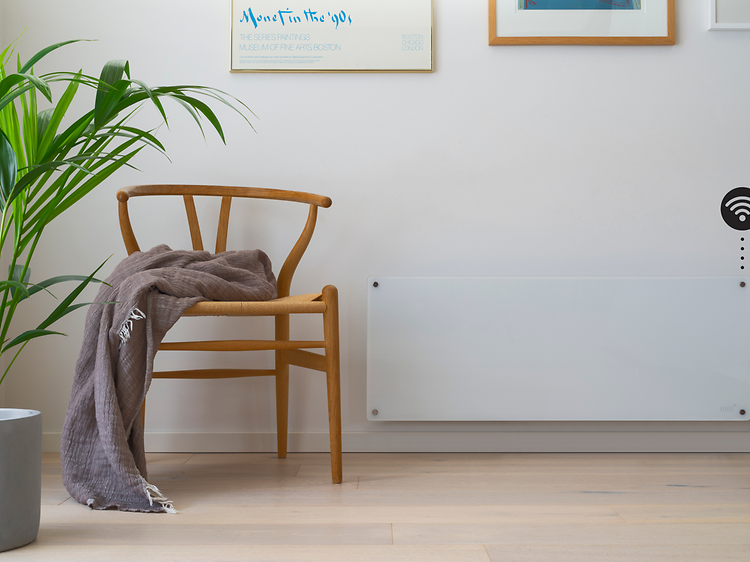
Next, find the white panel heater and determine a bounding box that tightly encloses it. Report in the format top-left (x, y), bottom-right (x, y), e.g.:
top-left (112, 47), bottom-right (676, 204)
top-left (367, 277), bottom-right (750, 421)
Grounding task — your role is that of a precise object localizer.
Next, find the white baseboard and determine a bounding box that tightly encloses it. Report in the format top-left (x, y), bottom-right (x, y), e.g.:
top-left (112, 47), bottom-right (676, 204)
top-left (43, 430), bottom-right (750, 453)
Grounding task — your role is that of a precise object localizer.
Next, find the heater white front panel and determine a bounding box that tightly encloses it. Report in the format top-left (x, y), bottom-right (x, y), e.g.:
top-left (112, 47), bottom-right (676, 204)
top-left (367, 277), bottom-right (750, 421)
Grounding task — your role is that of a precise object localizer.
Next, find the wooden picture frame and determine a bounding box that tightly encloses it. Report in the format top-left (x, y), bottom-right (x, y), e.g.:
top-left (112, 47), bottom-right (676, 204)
top-left (489, 0), bottom-right (675, 46)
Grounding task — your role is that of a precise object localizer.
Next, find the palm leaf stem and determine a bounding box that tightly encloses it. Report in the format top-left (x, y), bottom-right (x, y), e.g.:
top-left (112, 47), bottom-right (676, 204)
top-left (0, 340), bottom-right (30, 387)
top-left (0, 228), bottom-right (42, 346)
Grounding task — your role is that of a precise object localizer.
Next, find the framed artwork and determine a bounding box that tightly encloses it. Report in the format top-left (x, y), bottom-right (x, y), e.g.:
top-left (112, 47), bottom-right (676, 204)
top-left (709, 0), bottom-right (750, 30)
top-left (489, 0), bottom-right (675, 45)
top-left (231, 0), bottom-right (433, 72)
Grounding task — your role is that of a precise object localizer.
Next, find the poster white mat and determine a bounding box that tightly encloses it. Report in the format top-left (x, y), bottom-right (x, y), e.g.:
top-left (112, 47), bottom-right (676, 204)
top-left (231, 1), bottom-right (433, 71)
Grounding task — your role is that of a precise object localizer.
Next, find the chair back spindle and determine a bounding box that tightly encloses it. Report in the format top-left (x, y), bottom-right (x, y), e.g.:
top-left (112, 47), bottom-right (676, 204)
top-left (183, 195), bottom-right (204, 251)
top-left (277, 204), bottom-right (318, 299)
top-left (215, 196), bottom-right (232, 254)
top-left (118, 195), bottom-right (140, 254)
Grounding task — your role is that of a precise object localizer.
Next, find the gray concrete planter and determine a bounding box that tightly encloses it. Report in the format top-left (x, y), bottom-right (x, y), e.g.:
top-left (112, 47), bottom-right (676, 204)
top-left (0, 409), bottom-right (41, 552)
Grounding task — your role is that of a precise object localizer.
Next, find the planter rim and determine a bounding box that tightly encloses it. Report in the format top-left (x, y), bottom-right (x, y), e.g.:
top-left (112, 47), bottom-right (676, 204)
top-left (0, 408), bottom-right (41, 422)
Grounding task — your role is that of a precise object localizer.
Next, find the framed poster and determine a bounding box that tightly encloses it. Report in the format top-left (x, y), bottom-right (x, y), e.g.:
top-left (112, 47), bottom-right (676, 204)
top-left (489, 0), bottom-right (675, 45)
top-left (710, 0), bottom-right (750, 30)
top-left (231, 0), bottom-right (433, 72)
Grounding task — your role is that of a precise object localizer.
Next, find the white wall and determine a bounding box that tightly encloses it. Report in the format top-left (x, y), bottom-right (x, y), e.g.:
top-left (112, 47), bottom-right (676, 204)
top-left (2, 0), bottom-right (749, 452)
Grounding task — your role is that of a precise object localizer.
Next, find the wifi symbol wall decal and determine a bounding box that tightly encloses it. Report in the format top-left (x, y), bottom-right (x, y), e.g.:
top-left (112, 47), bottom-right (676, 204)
top-left (721, 187), bottom-right (750, 231)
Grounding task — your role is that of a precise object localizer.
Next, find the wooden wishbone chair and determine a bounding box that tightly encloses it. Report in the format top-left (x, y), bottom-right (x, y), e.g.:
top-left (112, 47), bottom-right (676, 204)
top-left (116, 184), bottom-right (342, 484)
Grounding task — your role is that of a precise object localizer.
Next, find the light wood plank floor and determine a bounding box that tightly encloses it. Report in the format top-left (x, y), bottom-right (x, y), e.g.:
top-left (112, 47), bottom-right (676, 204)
top-left (4, 452), bottom-right (749, 561)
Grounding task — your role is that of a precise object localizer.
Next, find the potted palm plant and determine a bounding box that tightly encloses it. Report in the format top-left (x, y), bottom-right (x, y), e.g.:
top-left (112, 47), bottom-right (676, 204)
top-left (0, 37), bottom-right (252, 552)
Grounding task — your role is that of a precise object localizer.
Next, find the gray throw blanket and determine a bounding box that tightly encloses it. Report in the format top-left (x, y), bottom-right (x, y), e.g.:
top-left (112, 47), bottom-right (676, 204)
top-left (61, 245), bottom-right (276, 512)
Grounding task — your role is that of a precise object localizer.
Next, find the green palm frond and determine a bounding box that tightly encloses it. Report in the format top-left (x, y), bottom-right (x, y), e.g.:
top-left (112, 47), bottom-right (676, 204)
top-left (0, 37), bottom-right (254, 386)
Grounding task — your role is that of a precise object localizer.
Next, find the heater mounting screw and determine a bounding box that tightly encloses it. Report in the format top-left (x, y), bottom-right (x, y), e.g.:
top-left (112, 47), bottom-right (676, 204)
top-left (372, 409), bottom-right (379, 416)
top-left (741, 409), bottom-right (746, 415)
top-left (742, 282), bottom-right (746, 288)
top-left (373, 282), bottom-right (379, 288)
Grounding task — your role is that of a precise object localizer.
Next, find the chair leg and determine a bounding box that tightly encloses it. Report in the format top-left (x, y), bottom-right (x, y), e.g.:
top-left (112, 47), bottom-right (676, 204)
top-left (275, 314), bottom-right (290, 459)
top-left (322, 285), bottom-right (342, 484)
top-left (139, 399), bottom-right (147, 457)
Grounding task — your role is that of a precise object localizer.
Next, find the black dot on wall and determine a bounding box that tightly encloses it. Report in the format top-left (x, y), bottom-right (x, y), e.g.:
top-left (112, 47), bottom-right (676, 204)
top-left (743, 238), bottom-right (746, 271)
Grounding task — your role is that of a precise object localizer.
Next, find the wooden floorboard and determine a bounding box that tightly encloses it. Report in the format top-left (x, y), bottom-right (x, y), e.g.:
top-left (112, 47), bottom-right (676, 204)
top-left (3, 452), bottom-right (748, 561)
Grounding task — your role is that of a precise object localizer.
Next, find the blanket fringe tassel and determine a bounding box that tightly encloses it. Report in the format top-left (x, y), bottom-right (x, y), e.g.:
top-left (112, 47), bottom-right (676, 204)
top-left (141, 476), bottom-right (177, 514)
top-left (118, 307), bottom-right (146, 348)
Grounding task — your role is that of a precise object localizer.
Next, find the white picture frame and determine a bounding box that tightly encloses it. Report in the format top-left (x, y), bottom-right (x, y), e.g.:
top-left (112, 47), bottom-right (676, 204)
top-left (230, 0), bottom-right (433, 72)
top-left (709, 0), bottom-right (750, 30)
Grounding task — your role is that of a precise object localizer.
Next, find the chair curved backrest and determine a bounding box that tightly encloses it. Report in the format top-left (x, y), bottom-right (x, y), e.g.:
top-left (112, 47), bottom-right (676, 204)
top-left (116, 184), bottom-right (333, 298)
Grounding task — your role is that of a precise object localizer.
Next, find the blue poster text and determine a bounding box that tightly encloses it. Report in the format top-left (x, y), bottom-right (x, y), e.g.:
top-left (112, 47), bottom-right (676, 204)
top-left (239, 7), bottom-right (353, 29)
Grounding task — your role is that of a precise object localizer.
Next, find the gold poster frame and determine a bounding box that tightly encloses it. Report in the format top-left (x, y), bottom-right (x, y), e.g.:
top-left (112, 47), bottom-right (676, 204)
top-left (230, 1), bottom-right (433, 73)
